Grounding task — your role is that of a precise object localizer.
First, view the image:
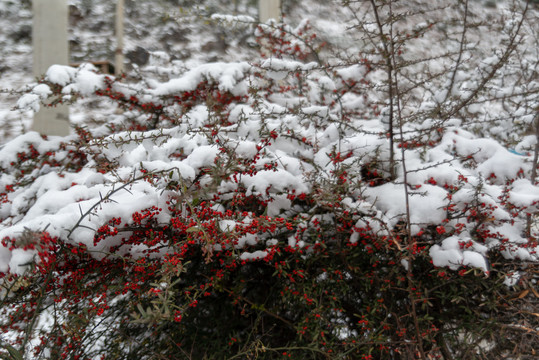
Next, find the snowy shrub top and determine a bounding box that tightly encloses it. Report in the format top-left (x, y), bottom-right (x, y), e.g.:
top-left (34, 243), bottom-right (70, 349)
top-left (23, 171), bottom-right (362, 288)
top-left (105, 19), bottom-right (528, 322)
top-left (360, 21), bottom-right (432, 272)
top-left (2, 57), bottom-right (538, 277)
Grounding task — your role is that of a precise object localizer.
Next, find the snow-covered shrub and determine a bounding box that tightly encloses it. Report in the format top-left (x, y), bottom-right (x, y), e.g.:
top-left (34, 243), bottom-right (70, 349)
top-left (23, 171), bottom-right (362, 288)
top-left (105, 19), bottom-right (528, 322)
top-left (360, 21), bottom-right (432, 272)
top-left (1, 1), bottom-right (538, 359)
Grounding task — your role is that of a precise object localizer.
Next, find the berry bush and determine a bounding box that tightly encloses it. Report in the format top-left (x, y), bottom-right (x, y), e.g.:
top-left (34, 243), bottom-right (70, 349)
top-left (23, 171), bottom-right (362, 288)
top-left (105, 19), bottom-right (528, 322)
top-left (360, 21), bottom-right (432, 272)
top-left (1, 1), bottom-right (538, 359)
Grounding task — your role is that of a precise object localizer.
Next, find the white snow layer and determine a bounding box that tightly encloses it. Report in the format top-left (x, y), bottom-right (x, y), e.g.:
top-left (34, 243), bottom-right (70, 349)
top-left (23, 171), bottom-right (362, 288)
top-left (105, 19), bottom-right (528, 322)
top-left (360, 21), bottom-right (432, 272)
top-left (3, 58), bottom-right (539, 275)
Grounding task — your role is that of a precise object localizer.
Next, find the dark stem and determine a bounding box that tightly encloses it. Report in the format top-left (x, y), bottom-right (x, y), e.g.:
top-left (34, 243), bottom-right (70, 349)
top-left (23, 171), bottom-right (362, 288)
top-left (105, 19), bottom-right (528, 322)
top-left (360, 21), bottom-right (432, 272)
top-left (370, 0), bottom-right (395, 179)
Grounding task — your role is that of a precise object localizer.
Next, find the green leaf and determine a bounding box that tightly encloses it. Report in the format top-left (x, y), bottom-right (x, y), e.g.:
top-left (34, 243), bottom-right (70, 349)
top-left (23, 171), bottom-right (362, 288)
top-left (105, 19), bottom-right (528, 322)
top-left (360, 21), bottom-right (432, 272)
top-left (0, 344), bottom-right (23, 360)
top-left (136, 303), bottom-right (146, 316)
top-left (186, 226), bottom-right (200, 233)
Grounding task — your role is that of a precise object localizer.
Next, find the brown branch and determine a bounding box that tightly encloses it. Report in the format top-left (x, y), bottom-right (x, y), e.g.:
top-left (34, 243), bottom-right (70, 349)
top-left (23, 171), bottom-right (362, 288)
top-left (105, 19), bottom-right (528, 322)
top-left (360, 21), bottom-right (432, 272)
top-left (369, 0), bottom-right (396, 179)
top-left (443, 0), bottom-right (469, 104)
top-left (440, 1), bottom-right (530, 122)
top-left (384, 0), bottom-right (427, 357)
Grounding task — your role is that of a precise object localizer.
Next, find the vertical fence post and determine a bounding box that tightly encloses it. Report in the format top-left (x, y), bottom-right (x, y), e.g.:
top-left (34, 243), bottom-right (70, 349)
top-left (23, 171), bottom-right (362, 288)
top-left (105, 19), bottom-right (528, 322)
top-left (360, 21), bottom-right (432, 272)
top-left (115, 0), bottom-right (125, 77)
top-left (259, 0), bottom-right (281, 23)
top-left (32, 0), bottom-right (70, 136)
top-left (259, 0), bottom-right (281, 58)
